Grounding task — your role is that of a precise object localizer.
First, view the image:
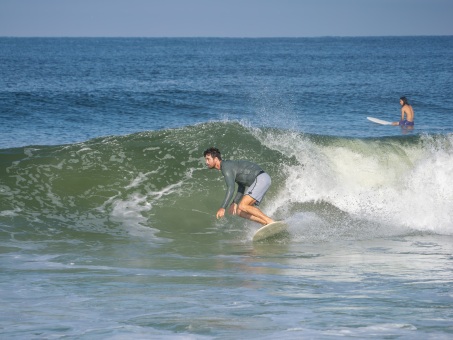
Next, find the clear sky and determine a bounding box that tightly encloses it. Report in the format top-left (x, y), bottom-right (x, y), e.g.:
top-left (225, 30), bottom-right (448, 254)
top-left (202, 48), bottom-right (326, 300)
top-left (1, 0), bottom-right (452, 37)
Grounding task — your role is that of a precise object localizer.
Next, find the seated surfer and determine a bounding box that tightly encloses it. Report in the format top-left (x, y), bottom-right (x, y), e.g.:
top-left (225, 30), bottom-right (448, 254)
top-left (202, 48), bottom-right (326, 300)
top-left (392, 96), bottom-right (414, 127)
top-left (204, 147), bottom-right (274, 226)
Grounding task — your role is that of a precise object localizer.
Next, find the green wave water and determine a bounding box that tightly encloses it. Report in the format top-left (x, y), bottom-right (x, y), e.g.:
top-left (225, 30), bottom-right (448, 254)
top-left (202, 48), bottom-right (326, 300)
top-left (1, 122), bottom-right (452, 246)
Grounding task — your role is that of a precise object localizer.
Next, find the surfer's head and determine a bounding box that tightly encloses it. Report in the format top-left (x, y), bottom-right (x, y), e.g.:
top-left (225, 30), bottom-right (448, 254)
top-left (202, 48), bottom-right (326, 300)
top-left (203, 147), bottom-right (222, 160)
top-left (204, 147), bottom-right (222, 170)
top-left (400, 96), bottom-right (409, 106)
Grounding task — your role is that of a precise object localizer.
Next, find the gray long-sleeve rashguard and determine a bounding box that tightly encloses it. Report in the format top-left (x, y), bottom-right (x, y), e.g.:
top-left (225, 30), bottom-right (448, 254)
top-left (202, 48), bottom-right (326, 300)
top-left (219, 160), bottom-right (264, 209)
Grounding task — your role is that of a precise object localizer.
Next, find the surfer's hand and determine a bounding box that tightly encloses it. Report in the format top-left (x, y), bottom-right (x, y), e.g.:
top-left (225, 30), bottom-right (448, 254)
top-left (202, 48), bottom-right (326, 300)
top-left (216, 208), bottom-right (225, 219)
top-left (229, 203), bottom-right (238, 215)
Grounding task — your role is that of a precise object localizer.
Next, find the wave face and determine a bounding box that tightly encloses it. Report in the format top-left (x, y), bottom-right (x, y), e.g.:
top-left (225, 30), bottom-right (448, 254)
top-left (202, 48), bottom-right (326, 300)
top-left (1, 122), bottom-right (452, 243)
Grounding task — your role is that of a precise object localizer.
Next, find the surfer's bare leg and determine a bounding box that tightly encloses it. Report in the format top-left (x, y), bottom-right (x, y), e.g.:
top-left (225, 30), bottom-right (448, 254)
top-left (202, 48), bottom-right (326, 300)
top-left (237, 210), bottom-right (267, 225)
top-left (237, 195), bottom-right (274, 226)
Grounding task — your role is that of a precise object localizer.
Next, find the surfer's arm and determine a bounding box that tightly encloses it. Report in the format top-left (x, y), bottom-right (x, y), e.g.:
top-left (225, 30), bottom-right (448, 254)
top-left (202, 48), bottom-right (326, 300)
top-left (233, 184), bottom-right (245, 205)
top-left (220, 169), bottom-right (236, 209)
top-left (392, 109), bottom-right (404, 126)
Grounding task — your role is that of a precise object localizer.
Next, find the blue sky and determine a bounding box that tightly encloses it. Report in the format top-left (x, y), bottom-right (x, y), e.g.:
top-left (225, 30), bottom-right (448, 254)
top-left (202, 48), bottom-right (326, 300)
top-left (1, 0), bottom-right (452, 37)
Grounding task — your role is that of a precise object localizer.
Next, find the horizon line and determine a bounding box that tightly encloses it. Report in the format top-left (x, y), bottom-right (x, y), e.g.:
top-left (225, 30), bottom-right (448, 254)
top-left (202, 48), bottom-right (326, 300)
top-left (1, 34), bottom-right (452, 39)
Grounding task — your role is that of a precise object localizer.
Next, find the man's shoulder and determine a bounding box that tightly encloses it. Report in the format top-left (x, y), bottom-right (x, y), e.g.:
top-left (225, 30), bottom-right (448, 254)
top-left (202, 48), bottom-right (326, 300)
top-left (221, 159), bottom-right (248, 172)
top-left (220, 159), bottom-right (232, 171)
top-left (222, 159), bottom-right (248, 168)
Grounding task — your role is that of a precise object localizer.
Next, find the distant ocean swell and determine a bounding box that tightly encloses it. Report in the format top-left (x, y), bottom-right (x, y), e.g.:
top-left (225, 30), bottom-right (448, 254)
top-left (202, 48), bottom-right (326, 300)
top-left (1, 122), bottom-right (452, 243)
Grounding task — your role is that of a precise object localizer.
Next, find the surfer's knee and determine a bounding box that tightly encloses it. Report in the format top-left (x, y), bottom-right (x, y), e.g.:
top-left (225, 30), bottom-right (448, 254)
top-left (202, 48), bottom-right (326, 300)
top-left (239, 195), bottom-right (256, 211)
top-left (238, 201), bottom-right (252, 213)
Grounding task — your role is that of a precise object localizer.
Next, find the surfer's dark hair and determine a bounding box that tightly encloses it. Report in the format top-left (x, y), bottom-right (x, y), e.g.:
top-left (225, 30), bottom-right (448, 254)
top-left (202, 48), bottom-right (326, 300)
top-left (203, 147), bottom-right (222, 160)
top-left (400, 96), bottom-right (409, 106)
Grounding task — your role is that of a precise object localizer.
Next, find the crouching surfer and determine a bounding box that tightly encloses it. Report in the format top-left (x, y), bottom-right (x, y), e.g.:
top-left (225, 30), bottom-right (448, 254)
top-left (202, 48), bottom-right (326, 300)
top-left (203, 147), bottom-right (274, 226)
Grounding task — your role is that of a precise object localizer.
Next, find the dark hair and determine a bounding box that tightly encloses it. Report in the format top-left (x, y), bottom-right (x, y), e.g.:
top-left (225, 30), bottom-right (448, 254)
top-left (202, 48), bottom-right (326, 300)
top-left (203, 147), bottom-right (222, 160)
top-left (400, 96), bottom-right (409, 106)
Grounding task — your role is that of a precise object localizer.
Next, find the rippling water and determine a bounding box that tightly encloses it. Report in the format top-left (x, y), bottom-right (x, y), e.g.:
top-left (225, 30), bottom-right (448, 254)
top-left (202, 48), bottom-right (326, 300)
top-left (1, 37), bottom-right (452, 339)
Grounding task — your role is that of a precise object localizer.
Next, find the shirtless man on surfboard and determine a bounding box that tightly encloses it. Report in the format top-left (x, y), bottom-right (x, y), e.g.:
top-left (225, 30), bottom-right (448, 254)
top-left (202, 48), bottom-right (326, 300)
top-left (392, 96), bottom-right (414, 127)
top-left (204, 147), bottom-right (274, 226)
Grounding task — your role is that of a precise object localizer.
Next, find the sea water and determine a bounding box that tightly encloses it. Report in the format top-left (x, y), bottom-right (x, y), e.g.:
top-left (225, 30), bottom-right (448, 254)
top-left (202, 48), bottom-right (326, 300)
top-left (1, 37), bottom-right (452, 339)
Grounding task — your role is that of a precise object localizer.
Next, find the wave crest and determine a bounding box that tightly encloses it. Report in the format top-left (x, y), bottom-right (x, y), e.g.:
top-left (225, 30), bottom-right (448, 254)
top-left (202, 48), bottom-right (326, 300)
top-left (1, 123), bottom-right (452, 239)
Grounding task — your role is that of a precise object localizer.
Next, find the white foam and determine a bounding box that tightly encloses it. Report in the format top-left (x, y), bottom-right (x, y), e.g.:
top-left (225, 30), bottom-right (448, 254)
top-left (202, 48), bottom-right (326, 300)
top-left (109, 192), bottom-right (158, 239)
top-left (258, 131), bottom-right (453, 235)
top-left (0, 208), bottom-right (21, 217)
top-left (106, 176), bottom-right (186, 241)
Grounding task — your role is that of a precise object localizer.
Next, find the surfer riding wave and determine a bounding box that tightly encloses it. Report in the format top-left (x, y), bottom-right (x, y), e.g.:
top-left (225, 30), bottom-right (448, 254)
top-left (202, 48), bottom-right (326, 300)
top-left (204, 147), bottom-right (274, 226)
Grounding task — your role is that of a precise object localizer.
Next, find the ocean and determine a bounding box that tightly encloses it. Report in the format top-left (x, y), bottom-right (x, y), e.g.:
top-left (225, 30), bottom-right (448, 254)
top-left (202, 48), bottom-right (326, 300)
top-left (1, 37), bottom-right (452, 339)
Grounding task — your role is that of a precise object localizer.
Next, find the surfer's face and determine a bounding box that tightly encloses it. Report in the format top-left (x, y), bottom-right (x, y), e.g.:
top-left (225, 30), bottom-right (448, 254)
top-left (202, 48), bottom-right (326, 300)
top-left (205, 154), bottom-right (216, 169)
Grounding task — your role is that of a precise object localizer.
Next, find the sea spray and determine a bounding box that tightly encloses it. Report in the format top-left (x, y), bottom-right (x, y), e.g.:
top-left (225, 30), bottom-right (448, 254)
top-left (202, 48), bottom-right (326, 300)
top-left (252, 127), bottom-right (453, 236)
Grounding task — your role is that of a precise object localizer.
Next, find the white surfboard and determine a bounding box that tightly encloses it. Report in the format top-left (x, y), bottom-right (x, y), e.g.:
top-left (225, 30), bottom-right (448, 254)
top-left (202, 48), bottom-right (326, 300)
top-left (367, 116), bottom-right (393, 125)
top-left (252, 221), bottom-right (288, 242)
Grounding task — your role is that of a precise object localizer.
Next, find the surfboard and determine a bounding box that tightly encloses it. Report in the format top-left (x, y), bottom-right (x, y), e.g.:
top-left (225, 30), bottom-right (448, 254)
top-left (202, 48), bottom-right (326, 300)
top-left (367, 116), bottom-right (393, 125)
top-left (252, 221), bottom-right (288, 242)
